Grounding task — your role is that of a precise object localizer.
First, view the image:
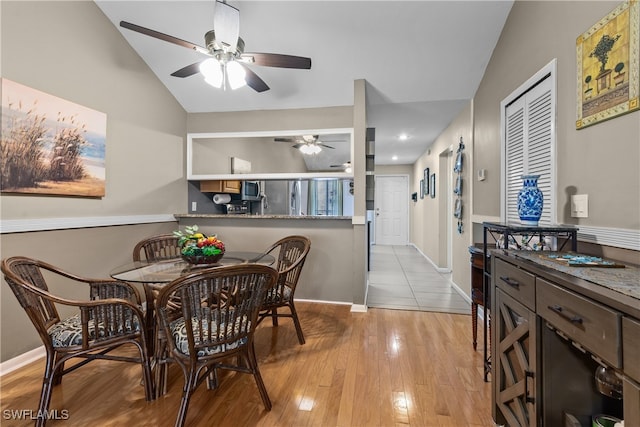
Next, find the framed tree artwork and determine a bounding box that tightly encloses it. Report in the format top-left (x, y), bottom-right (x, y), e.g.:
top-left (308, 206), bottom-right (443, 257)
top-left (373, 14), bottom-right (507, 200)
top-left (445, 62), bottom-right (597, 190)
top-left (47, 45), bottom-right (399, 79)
top-left (576, 0), bottom-right (639, 129)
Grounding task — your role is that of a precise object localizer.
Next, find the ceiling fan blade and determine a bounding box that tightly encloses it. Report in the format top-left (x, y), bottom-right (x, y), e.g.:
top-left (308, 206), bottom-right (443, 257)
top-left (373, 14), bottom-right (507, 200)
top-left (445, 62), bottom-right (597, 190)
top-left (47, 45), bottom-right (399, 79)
top-left (213, 1), bottom-right (240, 52)
top-left (331, 161), bottom-right (352, 167)
top-left (237, 63), bottom-right (270, 92)
top-left (292, 143), bottom-right (304, 149)
top-left (171, 62), bottom-right (203, 78)
top-left (120, 21), bottom-right (209, 55)
top-left (274, 138), bottom-right (296, 143)
top-left (240, 53), bottom-right (311, 69)
top-left (318, 143), bottom-right (335, 149)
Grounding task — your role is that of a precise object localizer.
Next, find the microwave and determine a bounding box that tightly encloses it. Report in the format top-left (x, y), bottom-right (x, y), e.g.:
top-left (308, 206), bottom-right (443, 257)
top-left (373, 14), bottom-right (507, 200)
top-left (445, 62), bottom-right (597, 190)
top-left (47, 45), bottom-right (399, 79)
top-left (241, 181), bottom-right (261, 201)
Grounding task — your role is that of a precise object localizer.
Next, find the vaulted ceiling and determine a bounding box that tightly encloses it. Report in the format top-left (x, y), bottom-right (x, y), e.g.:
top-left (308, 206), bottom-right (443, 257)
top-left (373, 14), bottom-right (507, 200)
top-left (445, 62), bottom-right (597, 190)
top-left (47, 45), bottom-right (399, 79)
top-left (96, 1), bottom-right (513, 166)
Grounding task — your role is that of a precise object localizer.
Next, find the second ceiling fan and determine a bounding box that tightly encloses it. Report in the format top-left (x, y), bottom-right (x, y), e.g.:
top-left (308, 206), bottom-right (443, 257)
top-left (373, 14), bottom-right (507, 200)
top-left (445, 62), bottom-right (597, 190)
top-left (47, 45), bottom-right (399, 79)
top-left (274, 135), bottom-right (336, 155)
top-left (120, 1), bottom-right (311, 92)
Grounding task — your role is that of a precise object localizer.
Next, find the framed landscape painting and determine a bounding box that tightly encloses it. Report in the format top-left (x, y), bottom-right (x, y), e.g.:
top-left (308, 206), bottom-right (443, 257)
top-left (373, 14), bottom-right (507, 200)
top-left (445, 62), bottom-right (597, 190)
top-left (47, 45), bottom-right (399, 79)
top-left (1, 78), bottom-right (106, 197)
top-left (576, 0), bottom-right (639, 129)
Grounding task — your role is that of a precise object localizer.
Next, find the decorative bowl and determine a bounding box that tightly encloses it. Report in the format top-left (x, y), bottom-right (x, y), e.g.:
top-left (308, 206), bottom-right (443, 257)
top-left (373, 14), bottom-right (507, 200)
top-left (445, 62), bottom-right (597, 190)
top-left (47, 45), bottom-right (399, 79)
top-left (174, 225), bottom-right (226, 265)
top-left (181, 253), bottom-right (224, 265)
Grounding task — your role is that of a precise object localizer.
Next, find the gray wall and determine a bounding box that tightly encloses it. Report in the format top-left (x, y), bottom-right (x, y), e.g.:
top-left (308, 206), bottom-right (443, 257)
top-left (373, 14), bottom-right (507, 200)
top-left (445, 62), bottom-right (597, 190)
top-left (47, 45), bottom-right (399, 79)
top-left (0, 3), bottom-right (367, 363)
top-left (1, 1), bottom-right (187, 220)
top-left (411, 1), bottom-right (640, 302)
top-left (0, 1), bottom-right (187, 362)
top-left (473, 1), bottom-right (639, 229)
top-left (177, 218), bottom-right (356, 302)
top-left (185, 97), bottom-right (368, 306)
top-left (191, 136), bottom-right (308, 174)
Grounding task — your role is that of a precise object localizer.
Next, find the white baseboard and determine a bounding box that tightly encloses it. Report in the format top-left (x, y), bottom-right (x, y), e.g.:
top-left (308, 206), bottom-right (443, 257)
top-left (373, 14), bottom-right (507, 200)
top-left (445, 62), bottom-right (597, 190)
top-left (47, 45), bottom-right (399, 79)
top-left (295, 298), bottom-right (367, 313)
top-left (0, 346), bottom-right (45, 377)
top-left (409, 243), bottom-right (451, 273)
top-left (450, 281), bottom-right (472, 305)
top-left (350, 304), bottom-right (368, 313)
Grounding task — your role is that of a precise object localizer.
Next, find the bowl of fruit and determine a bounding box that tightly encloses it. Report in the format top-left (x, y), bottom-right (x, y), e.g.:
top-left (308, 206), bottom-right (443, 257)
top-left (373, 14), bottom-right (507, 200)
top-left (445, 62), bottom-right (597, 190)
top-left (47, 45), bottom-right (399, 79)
top-left (174, 225), bottom-right (225, 265)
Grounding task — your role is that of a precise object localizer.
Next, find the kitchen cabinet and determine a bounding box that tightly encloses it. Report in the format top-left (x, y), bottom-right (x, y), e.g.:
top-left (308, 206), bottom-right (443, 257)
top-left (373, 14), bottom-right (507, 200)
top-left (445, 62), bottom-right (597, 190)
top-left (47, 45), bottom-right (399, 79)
top-left (199, 180), bottom-right (241, 194)
top-left (491, 250), bottom-right (639, 427)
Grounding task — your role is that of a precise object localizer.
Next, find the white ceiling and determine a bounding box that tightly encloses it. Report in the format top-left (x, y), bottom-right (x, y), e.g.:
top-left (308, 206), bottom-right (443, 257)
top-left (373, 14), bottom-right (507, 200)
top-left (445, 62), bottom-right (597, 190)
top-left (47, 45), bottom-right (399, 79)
top-left (95, 0), bottom-right (513, 166)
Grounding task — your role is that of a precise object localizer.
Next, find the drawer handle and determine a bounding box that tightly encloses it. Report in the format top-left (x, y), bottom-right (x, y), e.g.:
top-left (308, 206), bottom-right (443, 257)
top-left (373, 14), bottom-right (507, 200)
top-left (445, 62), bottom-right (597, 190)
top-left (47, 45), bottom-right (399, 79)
top-left (548, 305), bottom-right (583, 324)
top-left (524, 370), bottom-right (535, 403)
top-left (499, 276), bottom-right (520, 288)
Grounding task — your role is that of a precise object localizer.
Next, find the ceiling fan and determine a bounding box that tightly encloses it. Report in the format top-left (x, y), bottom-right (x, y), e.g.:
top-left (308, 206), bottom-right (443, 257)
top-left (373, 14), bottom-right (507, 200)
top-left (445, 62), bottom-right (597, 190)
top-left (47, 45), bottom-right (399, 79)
top-left (330, 161), bottom-right (352, 173)
top-left (274, 135), bottom-right (335, 155)
top-left (119, 1), bottom-right (311, 92)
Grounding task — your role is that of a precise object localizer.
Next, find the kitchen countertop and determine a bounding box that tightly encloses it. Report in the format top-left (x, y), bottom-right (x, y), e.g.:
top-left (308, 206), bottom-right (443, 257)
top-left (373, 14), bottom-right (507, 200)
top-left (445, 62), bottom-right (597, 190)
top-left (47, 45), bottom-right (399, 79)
top-left (174, 214), bottom-right (352, 220)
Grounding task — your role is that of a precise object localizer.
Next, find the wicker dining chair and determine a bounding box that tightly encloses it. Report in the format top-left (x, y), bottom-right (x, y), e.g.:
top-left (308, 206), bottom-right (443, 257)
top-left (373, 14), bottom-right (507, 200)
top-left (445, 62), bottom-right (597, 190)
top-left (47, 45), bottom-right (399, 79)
top-left (156, 264), bottom-right (278, 427)
top-left (1, 256), bottom-right (154, 427)
top-left (132, 233), bottom-right (182, 323)
top-left (256, 235), bottom-right (311, 345)
top-left (132, 234), bottom-right (182, 395)
top-left (133, 234), bottom-right (181, 263)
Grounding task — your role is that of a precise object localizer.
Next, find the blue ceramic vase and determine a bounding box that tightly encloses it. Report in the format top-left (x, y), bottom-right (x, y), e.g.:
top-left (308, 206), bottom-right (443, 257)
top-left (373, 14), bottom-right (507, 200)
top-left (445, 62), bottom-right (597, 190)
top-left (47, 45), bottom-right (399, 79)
top-left (517, 174), bottom-right (543, 226)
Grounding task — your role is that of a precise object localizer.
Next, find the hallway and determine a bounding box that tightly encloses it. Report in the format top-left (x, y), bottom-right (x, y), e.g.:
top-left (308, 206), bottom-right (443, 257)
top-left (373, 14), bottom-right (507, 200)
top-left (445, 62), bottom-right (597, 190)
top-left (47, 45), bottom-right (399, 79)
top-left (366, 245), bottom-right (471, 314)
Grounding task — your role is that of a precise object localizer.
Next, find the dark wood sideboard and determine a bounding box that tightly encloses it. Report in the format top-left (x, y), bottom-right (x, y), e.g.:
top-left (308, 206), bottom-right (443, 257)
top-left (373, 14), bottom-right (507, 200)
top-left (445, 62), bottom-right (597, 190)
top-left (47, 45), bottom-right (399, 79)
top-left (491, 249), bottom-right (639, 427)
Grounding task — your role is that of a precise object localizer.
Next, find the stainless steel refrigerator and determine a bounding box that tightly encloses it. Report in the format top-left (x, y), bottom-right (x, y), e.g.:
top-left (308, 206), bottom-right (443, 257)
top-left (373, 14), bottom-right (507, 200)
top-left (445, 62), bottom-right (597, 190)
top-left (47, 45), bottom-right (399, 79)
top-left (261, 180), bottom-right (305, 216)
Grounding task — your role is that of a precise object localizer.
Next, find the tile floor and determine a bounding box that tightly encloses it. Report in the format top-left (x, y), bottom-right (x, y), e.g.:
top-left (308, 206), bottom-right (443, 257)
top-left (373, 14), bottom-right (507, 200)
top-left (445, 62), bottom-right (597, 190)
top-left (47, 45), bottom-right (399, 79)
top-left (366, 244), bottom-right (471, 314)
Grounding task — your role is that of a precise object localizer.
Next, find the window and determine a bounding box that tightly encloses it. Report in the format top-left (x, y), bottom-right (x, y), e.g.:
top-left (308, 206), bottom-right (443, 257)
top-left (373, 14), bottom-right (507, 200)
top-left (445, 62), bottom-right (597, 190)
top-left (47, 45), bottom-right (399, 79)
top-left (501, 60), bottom-right (557, 225)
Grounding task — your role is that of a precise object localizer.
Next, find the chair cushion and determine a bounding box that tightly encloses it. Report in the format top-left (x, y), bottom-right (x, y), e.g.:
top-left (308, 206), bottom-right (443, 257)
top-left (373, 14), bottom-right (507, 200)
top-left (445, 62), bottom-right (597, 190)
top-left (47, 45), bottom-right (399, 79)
top-left (169, 315), bottom-right (249, 357)
top-left (48, 314), bottom-right (141, 348)
top-left (264, 286), bottom-right (292, 304)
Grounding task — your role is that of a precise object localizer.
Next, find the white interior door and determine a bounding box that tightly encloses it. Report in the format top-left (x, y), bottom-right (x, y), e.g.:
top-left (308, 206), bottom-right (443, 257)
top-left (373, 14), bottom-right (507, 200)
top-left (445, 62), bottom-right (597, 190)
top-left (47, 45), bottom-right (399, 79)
top-left (374, 175), bottom-right (408, 245)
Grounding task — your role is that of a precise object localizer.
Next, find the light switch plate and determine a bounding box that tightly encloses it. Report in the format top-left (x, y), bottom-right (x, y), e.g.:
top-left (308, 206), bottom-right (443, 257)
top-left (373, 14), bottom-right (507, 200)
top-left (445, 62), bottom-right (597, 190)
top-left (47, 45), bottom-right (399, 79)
top-left (571, 194), bottom-right (588, 218)
top-left (191, 202), bottom-right (197, 212)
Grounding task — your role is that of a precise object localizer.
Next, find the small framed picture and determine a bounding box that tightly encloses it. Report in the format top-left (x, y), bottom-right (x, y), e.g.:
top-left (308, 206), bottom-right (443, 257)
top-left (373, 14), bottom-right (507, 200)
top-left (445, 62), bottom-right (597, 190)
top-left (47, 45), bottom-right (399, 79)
top-left (430, 174), bottom-right (436, 198)
top-left (420, 180), bottom-right (424, 199)
top-left (423, 168), bottom-right (430, 196)
top-left (454, 176), bottom-right (462, 195)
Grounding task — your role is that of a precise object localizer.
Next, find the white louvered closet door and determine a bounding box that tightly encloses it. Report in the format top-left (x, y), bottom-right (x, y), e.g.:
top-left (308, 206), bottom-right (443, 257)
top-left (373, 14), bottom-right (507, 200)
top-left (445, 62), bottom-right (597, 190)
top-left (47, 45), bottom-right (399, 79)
top-left (504, 75), bottom-right (555, 225)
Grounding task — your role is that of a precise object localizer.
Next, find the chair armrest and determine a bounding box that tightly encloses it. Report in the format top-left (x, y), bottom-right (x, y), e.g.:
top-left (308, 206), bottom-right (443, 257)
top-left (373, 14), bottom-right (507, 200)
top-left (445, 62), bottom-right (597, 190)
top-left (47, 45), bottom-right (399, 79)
top-left (20, 283), bottom-right (144, 314)
top-left (36, 261), bottom-right (143, 304)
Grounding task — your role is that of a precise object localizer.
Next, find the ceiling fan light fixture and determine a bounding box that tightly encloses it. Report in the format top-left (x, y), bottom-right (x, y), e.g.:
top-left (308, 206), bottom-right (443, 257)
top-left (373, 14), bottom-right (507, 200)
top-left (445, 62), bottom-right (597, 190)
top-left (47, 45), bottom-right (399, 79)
top-left (226, 61), bottom-right (247, 89)
top-left (200, 58), bottom-right (223, 88)
top-left (299, 143), bottom-right (321, 155)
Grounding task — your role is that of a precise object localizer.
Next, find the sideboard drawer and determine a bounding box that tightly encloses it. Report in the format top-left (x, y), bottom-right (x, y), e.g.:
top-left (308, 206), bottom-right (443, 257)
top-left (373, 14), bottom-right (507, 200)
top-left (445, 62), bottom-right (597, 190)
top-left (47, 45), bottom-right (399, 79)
top-left (537, 278), bottom-right (622, 368)
top-left (493, 258), bottom-right (536, 311)
top-left (623, 317), bottom-right (640, 382)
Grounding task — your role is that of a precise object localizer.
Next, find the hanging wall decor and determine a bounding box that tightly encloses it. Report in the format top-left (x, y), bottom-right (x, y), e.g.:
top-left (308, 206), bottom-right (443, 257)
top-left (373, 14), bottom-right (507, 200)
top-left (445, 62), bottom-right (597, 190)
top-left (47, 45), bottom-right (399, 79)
top-left (454, 137), bottom-right (464, 233)
top-left (430, 173), bottom-right (436, 198)
top-left (576, 0), bottom-right (639, 129)
top-left (423, 167), bottom-right (430, 196)
top-left (1, 78), bottom-right (106, 197)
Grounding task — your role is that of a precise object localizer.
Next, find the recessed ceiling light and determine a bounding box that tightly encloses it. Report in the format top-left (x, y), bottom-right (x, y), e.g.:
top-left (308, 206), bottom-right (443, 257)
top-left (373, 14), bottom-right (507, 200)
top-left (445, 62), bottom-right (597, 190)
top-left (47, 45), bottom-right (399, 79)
top-left (392, 155), bottom-right (398, 161)
top-left (399, 134), bottom-right (408, 141)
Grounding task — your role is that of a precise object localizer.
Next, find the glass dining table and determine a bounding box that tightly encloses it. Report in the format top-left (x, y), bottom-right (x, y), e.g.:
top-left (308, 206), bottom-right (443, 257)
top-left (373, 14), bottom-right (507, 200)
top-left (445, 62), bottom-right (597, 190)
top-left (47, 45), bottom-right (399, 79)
top-left (110, 251), bottom-right (276, 398)
top-left (110, 251), bottom-right (276, 284)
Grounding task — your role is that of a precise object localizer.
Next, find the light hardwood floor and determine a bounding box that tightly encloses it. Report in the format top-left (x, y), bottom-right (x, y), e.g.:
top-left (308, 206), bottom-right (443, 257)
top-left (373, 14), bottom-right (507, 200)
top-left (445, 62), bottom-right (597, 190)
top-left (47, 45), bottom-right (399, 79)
top-left (0, 302), bottom-right (492, 426)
